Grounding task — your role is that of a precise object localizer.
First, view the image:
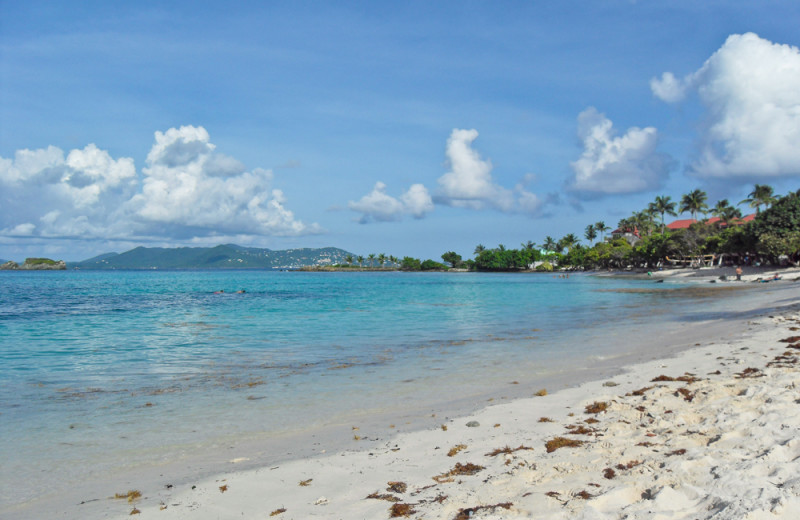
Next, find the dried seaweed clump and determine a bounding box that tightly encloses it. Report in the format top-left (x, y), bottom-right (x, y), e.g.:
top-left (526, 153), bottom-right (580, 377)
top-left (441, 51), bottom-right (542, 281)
top-left (389, 503), bottom-right (416, 517)
top-left (366, 492), bottom-right (400, 502)
top-left (269, 508), bottom-right (287, 516)
top-left (574, 490), bottom-right (594, 500)
top-left (298, 479), bottom-right (313, 487)
top-left (387, 481), bottom-right (407, 494)
top-left (485, 445), bottom-right (533, 456)
top-left (629, 386), bottom-right (654, 396)
top-left (675, 387), bottom-right (695, 402)
top-left (453, 502), bottom-right (512, 520)
top-left (219, 485), bottom-right (228, 493)
top-left (616, 460), bottom-right (642, 470)
top-left (603, 467), bottom-right (616, 479)
top-left (129, 508), bottom-right (141, 515)
top-left (433, 462), bottom-right (485, 483)
top-left (545, 436), bottom-right (584, 453)
top-left (735, 367), bottom-right (764, 379)
top-left (114, 490), bottom-right (142, 502)
top-left (566, 424), bottom-right (596, 435)
top-left (538, 417), bottom-right (554, 423)
top-left (534, 388), bottom-right (548, 396)
top-left (584, 401), bottom-right (608, 414)
top-left (448, 444), bottom-right (467, 457)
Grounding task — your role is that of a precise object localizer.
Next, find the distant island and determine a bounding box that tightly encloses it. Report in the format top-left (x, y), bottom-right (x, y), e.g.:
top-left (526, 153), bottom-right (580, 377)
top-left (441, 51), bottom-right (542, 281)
top-left (1, 258), bottom-right (67, 270)
top-left (68, 244), bottom-right (355, 270)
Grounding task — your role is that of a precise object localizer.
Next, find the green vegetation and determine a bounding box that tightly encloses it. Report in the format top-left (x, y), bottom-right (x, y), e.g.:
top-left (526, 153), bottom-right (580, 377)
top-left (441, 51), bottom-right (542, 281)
top-left (395, 185), bottom-right (799, 273)
top-left (25, 258), bottom-right (59, 265)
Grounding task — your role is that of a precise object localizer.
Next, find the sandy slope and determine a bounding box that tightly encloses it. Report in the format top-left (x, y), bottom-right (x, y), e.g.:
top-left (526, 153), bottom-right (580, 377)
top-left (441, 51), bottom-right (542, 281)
top-left (90, 283), bottom-right (800, 520)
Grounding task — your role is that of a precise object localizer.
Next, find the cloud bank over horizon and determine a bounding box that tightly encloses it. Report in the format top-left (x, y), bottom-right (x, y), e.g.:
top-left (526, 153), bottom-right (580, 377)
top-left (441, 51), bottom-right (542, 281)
top-left (652, 32), bottom-right (800, 181)
top-left (0, 126), bottom-right (319, 243)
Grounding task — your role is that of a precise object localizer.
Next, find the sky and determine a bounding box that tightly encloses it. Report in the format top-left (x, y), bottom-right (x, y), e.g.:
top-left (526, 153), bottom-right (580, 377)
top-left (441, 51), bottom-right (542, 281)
top-left (1, 1), bottom-right (800, 262)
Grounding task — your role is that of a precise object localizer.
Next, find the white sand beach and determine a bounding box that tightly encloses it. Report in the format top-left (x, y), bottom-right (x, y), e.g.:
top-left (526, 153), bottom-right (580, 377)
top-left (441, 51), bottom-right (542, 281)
top-left (72, 276), bottom-right (799, 520)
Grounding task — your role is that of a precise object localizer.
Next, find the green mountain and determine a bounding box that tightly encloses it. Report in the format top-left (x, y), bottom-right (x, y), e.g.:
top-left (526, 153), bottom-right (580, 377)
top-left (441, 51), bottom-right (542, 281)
top-left (69, 244), bottom-right (354, 270)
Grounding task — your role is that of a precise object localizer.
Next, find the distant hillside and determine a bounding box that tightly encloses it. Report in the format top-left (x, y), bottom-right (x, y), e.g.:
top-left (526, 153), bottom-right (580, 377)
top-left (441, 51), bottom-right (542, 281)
top-left (69, 244), bottom-right (355, 270)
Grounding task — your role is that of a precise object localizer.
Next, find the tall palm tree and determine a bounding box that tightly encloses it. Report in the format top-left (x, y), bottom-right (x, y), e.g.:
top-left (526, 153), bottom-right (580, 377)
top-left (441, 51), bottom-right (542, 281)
top-left (650, 195), bottom-right (677, 234)
top-left (542, 236), bottom-right (558, 252)
top-left (558, 233), bottom-right (579, 252)
top-left (594, 221), bottom-right (610, 242)
top-left (521, 240), bottom-right (536, 251)
top-left (680, 189), bottom-right (709, 222)
top-left (584, 224), bottom-right (598, 245)
top-left (357, 255), bottom-right (364, 267)
top-left (740, 184), bottom-right (776, 214)
top-left (474, 244), bottom-right (486, 255)
top-left (378, 253), bottom-right (386, 267)
top-left (367, 253), bottom-right (376, 267)
top-left (345, 254), bottom-right (354, 266)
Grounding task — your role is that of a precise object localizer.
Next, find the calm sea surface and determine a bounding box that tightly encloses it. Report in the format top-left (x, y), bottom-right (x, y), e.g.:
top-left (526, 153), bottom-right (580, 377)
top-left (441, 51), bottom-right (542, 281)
top-left (0, 270), bottom-right (772, 509)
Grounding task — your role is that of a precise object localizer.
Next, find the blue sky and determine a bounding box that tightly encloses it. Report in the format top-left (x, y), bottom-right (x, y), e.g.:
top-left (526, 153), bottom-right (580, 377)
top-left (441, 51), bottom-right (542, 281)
top-left (2, 1), bottom-right (800, 262)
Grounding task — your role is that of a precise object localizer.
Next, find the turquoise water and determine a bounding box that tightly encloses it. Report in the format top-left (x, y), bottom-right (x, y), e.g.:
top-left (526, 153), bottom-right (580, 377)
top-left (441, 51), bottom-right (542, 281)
top-left (0, 270), bottom-right (763, 509)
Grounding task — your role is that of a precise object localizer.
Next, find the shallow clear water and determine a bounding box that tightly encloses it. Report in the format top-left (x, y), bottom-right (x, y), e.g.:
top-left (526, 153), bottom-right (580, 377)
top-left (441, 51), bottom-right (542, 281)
top-left (0, 270), bottom-right (766, 508)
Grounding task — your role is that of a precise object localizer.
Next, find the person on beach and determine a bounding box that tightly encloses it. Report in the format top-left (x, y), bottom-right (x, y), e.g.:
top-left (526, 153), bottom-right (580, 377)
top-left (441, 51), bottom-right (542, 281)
top-left (736, 266), bottom-right (742, 281)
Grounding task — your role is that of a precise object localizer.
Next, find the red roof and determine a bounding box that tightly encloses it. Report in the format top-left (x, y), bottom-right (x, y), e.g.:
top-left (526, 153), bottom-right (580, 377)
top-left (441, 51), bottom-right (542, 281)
top-left (666, 214), bottom-right (755, 230)
top-left (666, 218), bottom-right (696, 230)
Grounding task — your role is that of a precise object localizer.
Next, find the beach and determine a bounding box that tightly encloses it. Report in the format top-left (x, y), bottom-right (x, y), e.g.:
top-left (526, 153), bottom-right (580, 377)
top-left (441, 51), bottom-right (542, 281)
top-left (2, 270), bottom-right (799, 519)
top-left (68, 275), bottom-right (799, 519)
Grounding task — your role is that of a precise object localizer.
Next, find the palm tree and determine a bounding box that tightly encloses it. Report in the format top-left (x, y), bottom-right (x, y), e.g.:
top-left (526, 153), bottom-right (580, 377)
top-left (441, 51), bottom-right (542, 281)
top-left (558, 233), bottom-right (579, 252)
top-left (345, 254), bottom-right (354, 266)
top-left (594, 221), bottom-right (610, 242)
top-left (521, 240), bottom-right (536, 251)
top-left (650, 195), bottom-right (677, 234)
top-left (584, 224), bottom-right (598, 245)
top-left (680, 189), bottom-right (709, 222)
top-left (474, 244), bottom-right (486, 255)
top-left (740, 184), bottom-right (776, 214)
top-left (378, 253), bottom-right (386, 268)
top-left (357, 255), bottom-right (364, 267)
top-left (542, 236), bottom-right (558, 252)
top-left (367, 253), bottom-right (376, 267)
top-left (630, 210), bottom-right (653, 237)
top-left (712, 199), bottom-right (742, 226)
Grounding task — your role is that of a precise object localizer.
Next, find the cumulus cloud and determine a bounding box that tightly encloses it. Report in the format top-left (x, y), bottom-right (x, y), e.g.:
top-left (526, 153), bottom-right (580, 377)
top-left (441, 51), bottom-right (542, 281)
top-left (348, 129), bottom-right (550, 223)
top-left (0, 125), bottom-right (319, 243)
top-left (348, 181), bottom-right (433, 223)
top-left (436, 129), bottom-right (515, 211)
top-left (128, 125), bottom-right (316, 237)
top-left (652, 32), bottom-right (800, 180)
top-left (567, 107), bottom-right (672, 197)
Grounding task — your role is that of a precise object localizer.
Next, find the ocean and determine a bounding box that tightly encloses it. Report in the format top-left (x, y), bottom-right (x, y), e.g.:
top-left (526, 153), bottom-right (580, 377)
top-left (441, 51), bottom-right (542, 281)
top-left (0, 269), bottom-right (775, 512)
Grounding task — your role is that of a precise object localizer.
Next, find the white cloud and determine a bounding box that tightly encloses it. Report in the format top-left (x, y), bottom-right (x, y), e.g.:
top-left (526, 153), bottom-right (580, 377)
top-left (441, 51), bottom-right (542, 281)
top-left (649, 72), bottom-right (688, 103)
top-left (129, 125), bottom-right (318, 237)
top-left (567, 107), bottom-right (671, 197)
top-left (349, 128), bottom-right (549, 222)
top-left (652, 32), bottom-right (800, 180)
top-left (0, 125), bottom-right (319, 243)
top-left (436, 128), bottom-right (515, 211)
top-left (348, 181), bottom-right (433, 223)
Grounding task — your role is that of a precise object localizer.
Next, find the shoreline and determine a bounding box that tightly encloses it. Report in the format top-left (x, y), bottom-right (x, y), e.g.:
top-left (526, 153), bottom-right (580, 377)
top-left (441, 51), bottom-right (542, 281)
top-left (13, 281), bottom-right (795, 519)
top-left (4, 275), bottom-right (799, 519)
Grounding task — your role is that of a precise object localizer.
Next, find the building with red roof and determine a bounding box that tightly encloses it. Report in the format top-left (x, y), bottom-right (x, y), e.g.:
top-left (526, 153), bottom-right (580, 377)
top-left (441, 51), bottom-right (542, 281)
top-left (666, 214), bottom-right (755, 230)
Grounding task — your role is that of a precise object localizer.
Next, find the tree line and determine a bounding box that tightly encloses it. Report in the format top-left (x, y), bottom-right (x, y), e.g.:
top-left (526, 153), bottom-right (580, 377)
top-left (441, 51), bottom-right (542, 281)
top-left (337, 185), bottom-right (799, 272)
